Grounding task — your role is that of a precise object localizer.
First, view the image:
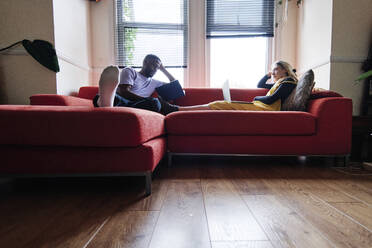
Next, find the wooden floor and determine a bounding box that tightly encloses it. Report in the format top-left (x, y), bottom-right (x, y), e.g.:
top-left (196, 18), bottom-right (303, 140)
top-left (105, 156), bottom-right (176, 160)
top-left (0, 156), bottom-right (371, 248)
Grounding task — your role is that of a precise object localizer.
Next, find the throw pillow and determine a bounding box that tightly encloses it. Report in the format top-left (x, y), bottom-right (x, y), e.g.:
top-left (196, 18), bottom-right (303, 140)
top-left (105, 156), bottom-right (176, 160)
top-left (282, 70), bottom-right (315, 111)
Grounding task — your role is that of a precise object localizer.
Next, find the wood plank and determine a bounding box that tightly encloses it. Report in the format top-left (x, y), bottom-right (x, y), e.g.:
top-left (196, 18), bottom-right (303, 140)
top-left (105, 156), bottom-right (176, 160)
top-left (200, 164), bottom-right (272, 195)
top-left (329, 202), bottom-right (372, 230)
top-left (148, 179), bottom-right (211, 248)
top-left (242, 195), bottom-right (334, 248)
top-left (321, 179), bottom-right (372, 205)
top-left (212, 241), bottom-right (273, 248)
top-left (86, 210), bottom-right (159, 248)
top-left (201, 178), bottom-right (267, 241)
top-left (268, 165), bottom-right (361, 203)
top-left (127, 178), bottom-right (169, 211)
top-left (24, 194), bottom-right (113, 248)
top-left (0, 194), bottom-right (89, 248)
top-left (261, 178), bottom-right (372, 248)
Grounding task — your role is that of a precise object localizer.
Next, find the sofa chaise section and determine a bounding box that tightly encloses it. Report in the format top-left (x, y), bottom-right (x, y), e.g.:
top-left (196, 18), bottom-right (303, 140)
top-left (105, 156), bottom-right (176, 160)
top-left (0, 105), bottom-right (166, 195)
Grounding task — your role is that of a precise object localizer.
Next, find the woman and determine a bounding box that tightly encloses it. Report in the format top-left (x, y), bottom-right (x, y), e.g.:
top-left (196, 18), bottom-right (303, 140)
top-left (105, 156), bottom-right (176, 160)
top-left (178, 60), bottom-right (298, 111)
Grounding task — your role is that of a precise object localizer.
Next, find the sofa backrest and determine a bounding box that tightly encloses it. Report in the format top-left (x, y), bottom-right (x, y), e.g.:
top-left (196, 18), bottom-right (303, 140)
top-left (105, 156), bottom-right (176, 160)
top-left (78, 86), bottom-right (99, 99)
top-left (173, 88), bottom-right (269, 106)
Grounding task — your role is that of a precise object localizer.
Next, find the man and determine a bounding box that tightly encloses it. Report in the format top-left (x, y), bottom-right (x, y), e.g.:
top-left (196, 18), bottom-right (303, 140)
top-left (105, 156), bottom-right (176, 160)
top-left (93, 54), bottom-right (179, 115)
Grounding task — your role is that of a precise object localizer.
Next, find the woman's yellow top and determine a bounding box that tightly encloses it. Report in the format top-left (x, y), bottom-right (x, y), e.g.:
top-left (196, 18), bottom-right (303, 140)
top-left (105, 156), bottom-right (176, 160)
top-left (209, 77), bottom-right (297, 111)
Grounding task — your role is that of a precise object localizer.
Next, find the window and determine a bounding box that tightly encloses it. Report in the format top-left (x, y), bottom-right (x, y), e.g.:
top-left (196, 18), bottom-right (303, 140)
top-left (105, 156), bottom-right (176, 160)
top-left (115, 0), bottom-right (188, 85)
top-left (209, 37), bottom-right (268, 88)
top-left (114, 0), bottom-right (274, 88)
top-left (207, 0), bottom-right (274, 88)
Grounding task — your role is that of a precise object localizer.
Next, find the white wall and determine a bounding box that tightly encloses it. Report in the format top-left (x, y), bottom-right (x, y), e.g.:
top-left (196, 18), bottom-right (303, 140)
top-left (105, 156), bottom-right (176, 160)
top-left (53, 0), bottom-right (92, 95)
top-left (0, 0), bottom-right (57, 104)
top-left (274, 1), bottom-right (298, 69)
top-left (90, 0), bottom-right (116, 85)
top-left (296, 0), bottom-right (372, 115)
top-left (330, 0), bottom-right (372, 115)
top-left (296, 0), bottom-right (333, 88)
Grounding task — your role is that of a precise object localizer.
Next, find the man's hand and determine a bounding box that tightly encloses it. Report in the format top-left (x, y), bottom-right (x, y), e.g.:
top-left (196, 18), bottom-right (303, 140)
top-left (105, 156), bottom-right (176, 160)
top-left (159, 63), bottom-right (166, 72)
top-left (158, 62), bottom-right (176, 82)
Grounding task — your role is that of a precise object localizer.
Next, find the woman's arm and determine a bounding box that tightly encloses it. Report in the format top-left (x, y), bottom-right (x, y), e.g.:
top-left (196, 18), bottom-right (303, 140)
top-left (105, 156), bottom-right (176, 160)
top-left (257, 74), bottom-right (272, 89)
top-left (254, 83), bottom-right (296, 105)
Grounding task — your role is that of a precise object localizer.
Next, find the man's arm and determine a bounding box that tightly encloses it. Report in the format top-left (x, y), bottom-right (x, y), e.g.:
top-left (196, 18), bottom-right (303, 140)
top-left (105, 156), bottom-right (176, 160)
top-left (116, 84), bottom-right (144, 101)
top-left (159, 64), bottom-right (176, 82)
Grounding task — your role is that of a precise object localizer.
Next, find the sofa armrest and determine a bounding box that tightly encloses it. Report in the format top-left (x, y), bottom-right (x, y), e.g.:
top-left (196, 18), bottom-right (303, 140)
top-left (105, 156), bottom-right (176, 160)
top-left (307, 97), bottom-right (352, 152)
top-left (30, 94), bottom-right (93, 107)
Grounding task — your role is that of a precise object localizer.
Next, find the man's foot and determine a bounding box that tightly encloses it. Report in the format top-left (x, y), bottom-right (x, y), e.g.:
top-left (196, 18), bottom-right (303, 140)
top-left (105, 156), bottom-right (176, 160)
top-left (97, 66), bottom-right (119, 107)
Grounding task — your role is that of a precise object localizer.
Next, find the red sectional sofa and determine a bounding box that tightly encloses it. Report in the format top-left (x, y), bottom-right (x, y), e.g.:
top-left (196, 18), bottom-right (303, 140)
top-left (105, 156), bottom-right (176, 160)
top-left (0, 86), bottom-right (352, 195)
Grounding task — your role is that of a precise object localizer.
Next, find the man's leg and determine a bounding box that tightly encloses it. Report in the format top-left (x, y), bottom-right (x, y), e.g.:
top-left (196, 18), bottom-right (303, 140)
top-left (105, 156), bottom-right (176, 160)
top-left (157, 96), bottom-right (179, 115)
top-left (129, 98), bottom-right (162, 113)
top-left (97, 66), bottom-right (119, 107)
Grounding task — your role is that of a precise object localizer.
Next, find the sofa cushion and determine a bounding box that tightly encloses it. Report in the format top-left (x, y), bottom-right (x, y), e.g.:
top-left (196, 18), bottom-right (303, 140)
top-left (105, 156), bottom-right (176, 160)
top-left (165, 111), bottom-right (316, 136)
top-left (0, 105), bottom-right (165, 147)
top-left (30, 94), bottom-right (93, 107)
top-left (282, 70), bottom-right (315, 111)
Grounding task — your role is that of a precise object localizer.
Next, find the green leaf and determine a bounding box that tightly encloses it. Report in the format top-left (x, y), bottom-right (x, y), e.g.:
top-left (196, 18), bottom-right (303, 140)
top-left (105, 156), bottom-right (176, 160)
top-left (356, 70), bottom-right (372, 81)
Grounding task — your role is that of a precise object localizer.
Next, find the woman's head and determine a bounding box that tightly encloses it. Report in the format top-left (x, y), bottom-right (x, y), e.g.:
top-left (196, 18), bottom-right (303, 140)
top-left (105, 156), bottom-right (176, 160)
top-left (271, 61), bottom-right (297, 82)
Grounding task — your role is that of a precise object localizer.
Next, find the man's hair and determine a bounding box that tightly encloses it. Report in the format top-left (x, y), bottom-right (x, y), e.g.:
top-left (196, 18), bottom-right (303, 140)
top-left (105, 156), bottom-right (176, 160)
top-left (143, 54), bottom-right (161, 64)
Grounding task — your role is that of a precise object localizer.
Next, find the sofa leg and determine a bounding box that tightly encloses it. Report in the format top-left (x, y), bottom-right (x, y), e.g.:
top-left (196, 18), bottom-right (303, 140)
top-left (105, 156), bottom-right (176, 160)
top-left (344, 155), bottom-right (350, 168)
top-left (168, 153), bottom-right (173, 167)
top-left (145, 172), bottom-right (152, 197)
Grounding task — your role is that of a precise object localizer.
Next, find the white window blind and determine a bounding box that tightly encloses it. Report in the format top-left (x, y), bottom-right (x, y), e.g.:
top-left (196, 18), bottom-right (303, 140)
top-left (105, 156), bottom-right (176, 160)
top-left (206, 0), bottom-right (275, 38)
top-left (115, 0), bottom-right (188, 68)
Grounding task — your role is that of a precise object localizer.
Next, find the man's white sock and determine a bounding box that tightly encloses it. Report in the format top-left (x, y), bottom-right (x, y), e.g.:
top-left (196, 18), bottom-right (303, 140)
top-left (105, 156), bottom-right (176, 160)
top-left (98, 66), bottom-right (119, 107)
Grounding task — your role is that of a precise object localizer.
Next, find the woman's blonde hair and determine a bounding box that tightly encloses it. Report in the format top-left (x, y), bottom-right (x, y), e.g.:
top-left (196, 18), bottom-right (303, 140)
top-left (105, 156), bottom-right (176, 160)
top-left (272, 60), bottom-right (298, 82)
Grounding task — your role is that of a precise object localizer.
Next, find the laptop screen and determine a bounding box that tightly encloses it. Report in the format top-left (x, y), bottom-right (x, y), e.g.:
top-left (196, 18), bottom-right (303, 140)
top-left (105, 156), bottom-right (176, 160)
top-left (222, 80), bottom-right (231, 103)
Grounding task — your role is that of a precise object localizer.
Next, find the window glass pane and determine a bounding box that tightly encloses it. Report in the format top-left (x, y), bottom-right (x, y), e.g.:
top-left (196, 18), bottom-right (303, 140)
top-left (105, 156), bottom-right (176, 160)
top-left (152, 68), bottom-right (184, 87)
top-left (116, 0), bottom-right (188, 70)
top-left (122, 0), bottom-right (185, 24)
top-left (206, 0), bottom-right (274, 38)
top-left (210, 37), bottom-right (268, 88)
top-left (119, 28), bottom-right (186, 67)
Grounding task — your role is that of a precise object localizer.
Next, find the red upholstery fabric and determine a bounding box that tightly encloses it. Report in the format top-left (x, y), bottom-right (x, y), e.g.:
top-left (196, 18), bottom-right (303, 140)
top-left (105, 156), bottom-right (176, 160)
top-left (173, 88), bottom-right (269, 106)
top-left (0, 105), bottom-right (165, 147)
top-left (167, 135), bottom-right (350, 155)
top-left (78, 86), bottom-right (99, 99)
top-left (77, 86), bottom-right (159, 99)
top-left (30, 94), bottom-right (93, 107)
top-left (0, 138), bottom-right (166, 174)
top-left (307, 97), bottom-right (352, 152)
top-left (310, 90), bottom-right (342, 99)
top-left (166, 111), bottom-right (316, 135)
top-left (167, 97), bottom-right (352, 155)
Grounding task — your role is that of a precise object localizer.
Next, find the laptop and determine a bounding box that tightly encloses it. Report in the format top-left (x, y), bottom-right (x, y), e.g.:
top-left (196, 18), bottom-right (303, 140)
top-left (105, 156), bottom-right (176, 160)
top-left (222, 80), bottom-right (253, 104)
